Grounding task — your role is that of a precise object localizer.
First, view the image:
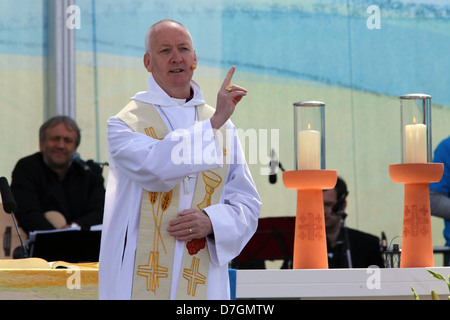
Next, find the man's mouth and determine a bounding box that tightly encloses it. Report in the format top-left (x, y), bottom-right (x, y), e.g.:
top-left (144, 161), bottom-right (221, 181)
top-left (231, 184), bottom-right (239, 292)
top-left (169, 68), bottom-right (184, 74)
top-left (53, 151), bottom-right (67, 156)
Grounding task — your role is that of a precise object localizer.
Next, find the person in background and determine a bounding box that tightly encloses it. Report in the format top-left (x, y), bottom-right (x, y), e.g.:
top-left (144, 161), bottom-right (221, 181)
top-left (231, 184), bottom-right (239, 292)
top-left (429, 136), bottom-right (450, 266)
top-left (10, 116), bottom-right (105, 234)
top-left (234, 176), bottom-right (384, 270)
top-left (324, 176), bottom-right (384, 268)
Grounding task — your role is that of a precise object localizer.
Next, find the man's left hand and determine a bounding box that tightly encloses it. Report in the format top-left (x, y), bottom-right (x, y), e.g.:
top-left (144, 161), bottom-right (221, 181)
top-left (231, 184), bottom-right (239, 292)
top-left (167, 209), bottom-right (213, 241)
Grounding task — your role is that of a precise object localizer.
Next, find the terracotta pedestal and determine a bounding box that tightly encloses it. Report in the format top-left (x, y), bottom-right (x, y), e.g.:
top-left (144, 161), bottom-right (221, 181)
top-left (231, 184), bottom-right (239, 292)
top-left (283, 170), bottom-right (337, 269)
top-left (389, 163), bottom-right (444, 268)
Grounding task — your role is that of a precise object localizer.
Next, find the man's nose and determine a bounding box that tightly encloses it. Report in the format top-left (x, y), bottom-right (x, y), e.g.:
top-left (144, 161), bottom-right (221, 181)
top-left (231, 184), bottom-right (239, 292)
top-left (170, 50), bottom-right (182, 63)
top-left (56, 138), bottom-right (65, 148)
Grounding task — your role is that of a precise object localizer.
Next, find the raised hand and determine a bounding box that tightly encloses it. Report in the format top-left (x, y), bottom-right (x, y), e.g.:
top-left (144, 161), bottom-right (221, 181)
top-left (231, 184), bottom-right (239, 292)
top-left (210, 66), bottom-right (247, 129)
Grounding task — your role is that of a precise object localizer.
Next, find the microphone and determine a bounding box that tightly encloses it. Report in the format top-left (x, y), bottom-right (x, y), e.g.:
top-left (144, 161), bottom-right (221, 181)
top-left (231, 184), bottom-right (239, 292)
top-left (381, 231), bottom-right (387, 251)
top-left (88, 159), bottom-right (109, 167)
top-left (0, 177), bottom-right (17, 214)
top-left (268, 149), bottom-right (285, 184)
top-left (71, 152), bottom-right (90, 171)
top-left (0, 177), bottom-right (28, 258)
top-left (269, 150), bottom-right (279, 184)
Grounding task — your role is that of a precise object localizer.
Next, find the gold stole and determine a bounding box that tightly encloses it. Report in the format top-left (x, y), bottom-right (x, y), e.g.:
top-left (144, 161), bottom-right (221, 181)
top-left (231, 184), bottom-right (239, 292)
top-left (115, 100), bottom-right (228, 299)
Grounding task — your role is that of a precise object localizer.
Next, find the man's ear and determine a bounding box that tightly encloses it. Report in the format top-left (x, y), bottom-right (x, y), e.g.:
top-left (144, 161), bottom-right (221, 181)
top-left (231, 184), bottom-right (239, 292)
top-left (143, 53), bottom-right (152, 72)
top-left (193, 50), bottom-right (197, 68)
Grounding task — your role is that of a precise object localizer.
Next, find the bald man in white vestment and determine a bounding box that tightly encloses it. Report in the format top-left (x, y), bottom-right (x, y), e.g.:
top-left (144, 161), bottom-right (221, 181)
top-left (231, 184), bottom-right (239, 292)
top-left (98, 20), bottom-right (261, 300)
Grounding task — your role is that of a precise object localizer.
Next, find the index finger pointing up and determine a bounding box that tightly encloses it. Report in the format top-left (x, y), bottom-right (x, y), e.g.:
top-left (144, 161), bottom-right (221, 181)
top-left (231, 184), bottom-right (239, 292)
top-left (221, 66), bottom-right (236, 90)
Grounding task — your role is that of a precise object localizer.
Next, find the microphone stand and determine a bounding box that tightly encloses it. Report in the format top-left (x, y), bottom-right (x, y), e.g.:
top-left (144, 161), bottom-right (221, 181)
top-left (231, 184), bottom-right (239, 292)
top-left (10, 210), bottom-right (28, 258)
top-left (330, 191), bottom-right (351, 267)
top-left (336, 211), bottom-right (352, 268)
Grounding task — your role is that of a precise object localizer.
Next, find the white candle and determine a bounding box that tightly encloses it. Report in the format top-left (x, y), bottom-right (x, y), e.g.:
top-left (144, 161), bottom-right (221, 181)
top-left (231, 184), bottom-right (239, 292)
top-left (298, 127), bottom-right (321, 170)
top-left (405, 122), bottom-right (427, 163)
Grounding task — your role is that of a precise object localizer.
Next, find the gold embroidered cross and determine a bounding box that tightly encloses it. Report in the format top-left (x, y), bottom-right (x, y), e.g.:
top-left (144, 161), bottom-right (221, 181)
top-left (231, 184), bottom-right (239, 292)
top-left (182, 257), bottom-right (206, 297)
top-left (137, 251), bottom-right (168, 293)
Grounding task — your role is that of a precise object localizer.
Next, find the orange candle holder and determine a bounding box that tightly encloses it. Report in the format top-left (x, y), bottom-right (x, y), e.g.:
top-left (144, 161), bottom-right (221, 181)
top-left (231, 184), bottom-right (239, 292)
top-left (389, 163), bottom-right (443, 268)
top-left (283, 169), bottom-right (337, 269)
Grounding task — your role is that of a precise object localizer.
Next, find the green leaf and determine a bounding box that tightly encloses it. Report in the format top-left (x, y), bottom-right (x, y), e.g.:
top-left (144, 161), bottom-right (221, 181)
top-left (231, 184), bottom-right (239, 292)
top-left (411, 286), bottom-right (420, 300)
top-left (427, 269), bottom-right (447, 282)
top-left (431, 290), bottom-right (440, 300)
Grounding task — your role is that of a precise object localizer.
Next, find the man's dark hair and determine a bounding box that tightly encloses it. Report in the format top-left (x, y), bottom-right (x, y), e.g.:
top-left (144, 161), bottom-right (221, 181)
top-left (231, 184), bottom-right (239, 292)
top-left (39, 115), bottom-right (81, 147)
top-left (335, 176), bottom-right (348, 201)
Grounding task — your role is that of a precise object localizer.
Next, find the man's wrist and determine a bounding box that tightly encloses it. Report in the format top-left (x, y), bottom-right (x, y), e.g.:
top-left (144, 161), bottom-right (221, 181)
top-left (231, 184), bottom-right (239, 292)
top-left (210, 115), bottom-right (225, 130)
top-left (202, 210), bottom-right (215, 238)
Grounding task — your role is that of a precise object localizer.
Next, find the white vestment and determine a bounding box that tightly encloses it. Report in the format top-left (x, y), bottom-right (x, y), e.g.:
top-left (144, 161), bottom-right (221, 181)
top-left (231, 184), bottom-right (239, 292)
top-left (98, 75), bottom-right (261, 299)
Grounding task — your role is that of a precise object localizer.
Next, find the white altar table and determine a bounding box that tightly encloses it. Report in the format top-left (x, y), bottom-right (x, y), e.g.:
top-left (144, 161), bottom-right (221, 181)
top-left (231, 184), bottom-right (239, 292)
top-left (235, 267), bottom-right (450, 300)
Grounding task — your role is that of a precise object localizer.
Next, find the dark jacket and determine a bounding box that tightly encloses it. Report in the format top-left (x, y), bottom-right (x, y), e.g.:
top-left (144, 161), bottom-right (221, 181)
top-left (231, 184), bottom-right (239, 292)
top-left (10, 152), bottom-right (105, 233)
top-left (328, 227), bottom-right (384, 268)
